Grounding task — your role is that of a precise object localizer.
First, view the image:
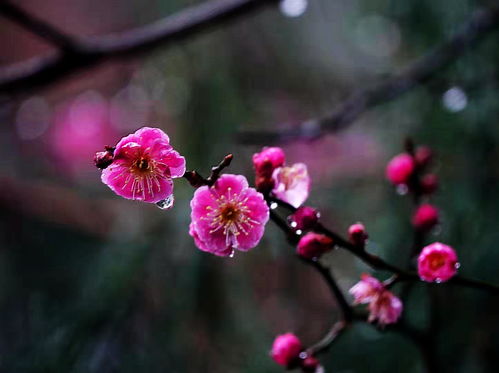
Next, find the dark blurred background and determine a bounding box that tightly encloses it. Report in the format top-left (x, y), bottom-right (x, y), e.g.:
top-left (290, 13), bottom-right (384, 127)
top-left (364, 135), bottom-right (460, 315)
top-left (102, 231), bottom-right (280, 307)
top-left (1, 0), bottom-right (499, 372)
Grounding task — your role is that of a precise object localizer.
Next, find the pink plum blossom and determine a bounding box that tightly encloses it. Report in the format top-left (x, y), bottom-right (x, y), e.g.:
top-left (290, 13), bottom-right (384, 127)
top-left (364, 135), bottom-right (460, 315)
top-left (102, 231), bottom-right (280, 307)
top-left (349, 274), bottom-right (384, 304)
top-left (272, 163), bottom-right (311, 208)
top-left (253, 146), bottom-right (286, 178)
top-left (270, 333), bottom-right (303, 368)
top-left (418, 242), bottom-right (459, 282)
top-left (412, 204), bottom-right (439, 231)
top-left (289, 206), bottom-right (320, 230)
top-left (348, 222), bottom-right (368, 247)
top-left (367, 289), bottom-right (403, 326)
top-left (100, 127), bottom-right (186, 203)
top-left (190, 174), bottom-right (269, 257)
top-left (385, 153), bottom-right (415, 185)
top-left (350, 274), bottom-right (403, 326)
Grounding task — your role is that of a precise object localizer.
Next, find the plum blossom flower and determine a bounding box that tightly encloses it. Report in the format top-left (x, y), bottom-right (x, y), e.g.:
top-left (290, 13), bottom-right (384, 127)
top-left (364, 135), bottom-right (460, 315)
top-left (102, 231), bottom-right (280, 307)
top-left (99, 127), bottom-right (186, 204)
top-left (386, 153), bottom-right (414, 185)
top-left (270, 333), bottom-right (303, 368)
top-left (350, 274), bottom-right (403, 326)
top-left (349, 274), bottom-right (384, 304)
top-left (190, 174), bottom-right (269, 257)
top-left (412, 204), bottom-right (439, 231)
top-left (418, 242), bottom-right (459, 282)
top-left (367, 289), bottom-right (403, 326)
top-left (272, 163), bottom-right (310, 208)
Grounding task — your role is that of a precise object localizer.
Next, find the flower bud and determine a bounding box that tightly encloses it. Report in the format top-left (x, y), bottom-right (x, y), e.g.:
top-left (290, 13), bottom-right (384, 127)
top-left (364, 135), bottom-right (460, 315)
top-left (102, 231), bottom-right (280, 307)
top-left (94, 146), bottom-right (115, 169)
top-left (418, 242), bottom-right (459, 282)
top-left (421, 174), bottom-right (438, 194)
top-left (386, 153), bottom-right (415, 185)
top-left (297, 233), bottom-right (334, 259)
top-left (253, 147), bottom-right (286, 178)
top-left (415, 146), bottom-right (433, 167)
top-left (412, 204), bottom-right (439, 231)
top-left (301, 356), bottom-right (320, 372)
top-left (289, 206), bottom-right (320, 230)
top-left (271, 333), bottom-right (303, 368)
top-left (348, 223), bottom-right (368, 247)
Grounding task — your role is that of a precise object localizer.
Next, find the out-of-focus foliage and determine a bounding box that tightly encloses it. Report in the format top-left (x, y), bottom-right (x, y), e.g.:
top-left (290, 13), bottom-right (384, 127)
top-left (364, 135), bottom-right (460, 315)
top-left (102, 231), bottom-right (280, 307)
top-left (0, 0), bottom-right (499, 372)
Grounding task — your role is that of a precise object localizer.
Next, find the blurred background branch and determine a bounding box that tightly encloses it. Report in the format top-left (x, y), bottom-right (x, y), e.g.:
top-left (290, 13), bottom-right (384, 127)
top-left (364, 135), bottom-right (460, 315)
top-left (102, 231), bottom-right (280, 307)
top-left (237, 4), bottom-right (499, 144)
top-left (0, 0), bottom-right (279, 94)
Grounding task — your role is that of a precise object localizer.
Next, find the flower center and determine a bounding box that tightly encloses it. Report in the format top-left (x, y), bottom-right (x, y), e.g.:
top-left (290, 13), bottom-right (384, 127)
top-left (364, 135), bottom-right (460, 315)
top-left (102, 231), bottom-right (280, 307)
top-left (221, 205), bottom-right (240, 223)
top-left (429, 255), bottom-right (445, 270)
top-left (135, 157), bottom-right (150, 172)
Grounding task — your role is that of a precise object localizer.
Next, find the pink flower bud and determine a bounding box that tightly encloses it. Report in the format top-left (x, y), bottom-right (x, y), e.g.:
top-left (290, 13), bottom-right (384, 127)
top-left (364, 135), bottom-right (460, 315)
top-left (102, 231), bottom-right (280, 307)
top-left (348, 223), bottom-right (368, 247)
top-left (414, 146), bottom-right (433, 167)
top-left (289, 206), bottom-right (320, 230)
top-left (271, 333), bottom-right (303, 368)
top-left (385, 153), bottom-right (415, 185)
top-left (297, 232), bottom-right (334, 259)
top-left (301, 356), bottom-right (320, 372)
top-left (418, 242), bottom-right (459, 282)
top-left (421, 174), bottom-right (438, 194)
top-left (412, 204), bottom-right (439, 231)
top-left (94, 146), bottom-right (115, 169)
top-left (253, 147), bottom-right (286, 178)
top-left (255, 175), bottom-right (275, 194)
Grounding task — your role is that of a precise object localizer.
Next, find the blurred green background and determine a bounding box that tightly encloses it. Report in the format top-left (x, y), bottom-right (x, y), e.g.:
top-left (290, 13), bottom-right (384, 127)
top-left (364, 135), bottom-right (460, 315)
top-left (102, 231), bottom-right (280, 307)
top-left (1, 0), bottom-right (499, 372)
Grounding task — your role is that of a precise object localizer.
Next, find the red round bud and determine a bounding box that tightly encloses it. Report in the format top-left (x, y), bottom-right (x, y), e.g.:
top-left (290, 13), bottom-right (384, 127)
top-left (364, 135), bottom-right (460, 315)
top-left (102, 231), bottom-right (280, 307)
top-left (386, 153), bottom-right (415, 185)
top-left (421, 174), bottom-right (438, 195)
top-left (289, 206), bottom-right (320, 230)
top-left (414, 146), bottom-right (433, 167)
top-left (253, 147), bottom-right (286, 178)
top-left (297, 232), bottom-right (334, 259)
top-left (412, 204), bottom-right (439, 231)
top-left (348, 223), bottom-right (368, 247)
top-left (271, 333), bottom-right (303, 368)
top-left (301, 356), bottom-right (320, 372)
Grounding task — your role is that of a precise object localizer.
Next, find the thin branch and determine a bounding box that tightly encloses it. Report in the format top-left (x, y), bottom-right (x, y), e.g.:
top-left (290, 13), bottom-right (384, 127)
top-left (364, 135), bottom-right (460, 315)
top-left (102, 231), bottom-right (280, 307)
top-left (306, 321), bottom-right (347, 356)
top-left (270, 196), bottom-right (499, 293)
top-left (237, 5), bottom-right (499, 144)
top-left (0, 0), bottom-right (279, 94)
top-left (0, 0), bottom-right (77, 52)
top-left (184, 153), bottom-right (234, 187)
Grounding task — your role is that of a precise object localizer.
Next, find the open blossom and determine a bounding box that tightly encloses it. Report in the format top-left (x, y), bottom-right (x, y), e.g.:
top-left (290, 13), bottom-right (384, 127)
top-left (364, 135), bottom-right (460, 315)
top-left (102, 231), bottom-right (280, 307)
top-left (367, 289), bottom-right (403, 326)
top-left (272, 163), bottom-right (310, 208)
top-left (418, 242), bottom-right (459, 282)
top-left (271, 333), bottom-right (302, 368)
top-left (190, 174), bottom-right (269, 257)
top-left (253, 146), bottom-right (286, 178)
top-left (386, 153), bottom-right (414, 185)
top-left (349, 274), bottom-right (384, 304)
top-left (350, 274), bottom-right (402, 326)
top-left (100, 127), bottom-right (185, 203)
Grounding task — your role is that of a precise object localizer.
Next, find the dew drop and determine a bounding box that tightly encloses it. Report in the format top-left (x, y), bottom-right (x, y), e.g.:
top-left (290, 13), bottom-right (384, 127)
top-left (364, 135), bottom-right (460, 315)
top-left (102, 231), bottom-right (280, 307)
top-left (270, 202), bottom-right (278, 210)
top-left (299, 352), bottom-right (308, 359)
top-left (279, 0), bottom-right (308, 18)
top-left (396, 184), bottom-right (408, 195)
top-left (229, 250), bottom-right (235, 258)
top-left (296, 229), bottom-right (303, 235)
top-left (431, 224), bottom-right (442, 236)
top-left (156, 195), bottom-right (175, 210)
top-left (435, 278), bottom-right (442, 284)
top-left (455, 262), bottom-right (461, 269)
top-left (290, 221), bottom-right (298, 228)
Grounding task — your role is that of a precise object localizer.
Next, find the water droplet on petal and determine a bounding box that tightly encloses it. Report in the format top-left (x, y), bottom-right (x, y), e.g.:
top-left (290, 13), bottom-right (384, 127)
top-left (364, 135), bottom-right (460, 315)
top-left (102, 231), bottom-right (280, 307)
top-left (270, 202), bottom-right (278, 210)
top-left (229, 250), bottom-right (235, 258)
top-left (396, 184), bottom-right (409, 195)
top-left (435, 278), bottom-right (442, 284)
top-left (299, 352), bottom-right (308, 359)
top-left (290, 221), bottom-right (298, 228)
top-left (296, 229), bottom-right (303, 235)
top-left (279, 0), bottom-right (308, 18)
top-left (455, 262), bottom-right (461, 269)
top-left (156, 195), bottom-right (175, 210)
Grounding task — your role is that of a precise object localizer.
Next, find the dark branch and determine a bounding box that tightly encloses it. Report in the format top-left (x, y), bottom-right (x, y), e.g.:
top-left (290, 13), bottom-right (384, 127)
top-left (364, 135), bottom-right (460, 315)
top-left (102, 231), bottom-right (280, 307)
top-left (237, 5), bottom-right (499, 144)
top-left (0, 0), bottom-right (279, 94)
top-left (306, 321), bottom-right (347, 356)
top-left (184, 153), bottom-right (233, 187)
